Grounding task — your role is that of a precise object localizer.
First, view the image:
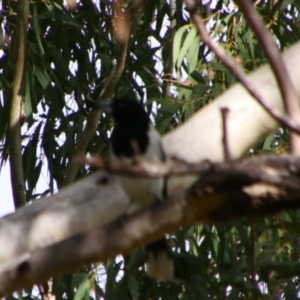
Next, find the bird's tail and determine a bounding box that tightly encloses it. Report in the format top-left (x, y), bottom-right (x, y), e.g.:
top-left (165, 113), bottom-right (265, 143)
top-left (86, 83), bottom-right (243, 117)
top-left (145, 238), bottom-right (174, 281)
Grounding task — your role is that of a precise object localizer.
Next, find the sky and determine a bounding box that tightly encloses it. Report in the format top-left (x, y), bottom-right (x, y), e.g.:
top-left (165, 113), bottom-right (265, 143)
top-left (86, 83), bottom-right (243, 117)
top-left (0, 163), bottom-right (15, 217)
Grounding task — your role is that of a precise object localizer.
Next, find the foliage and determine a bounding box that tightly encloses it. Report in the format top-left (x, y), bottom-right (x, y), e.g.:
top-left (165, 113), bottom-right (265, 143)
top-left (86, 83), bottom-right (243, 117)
top-left (0, 0), bottom-right (300, 298)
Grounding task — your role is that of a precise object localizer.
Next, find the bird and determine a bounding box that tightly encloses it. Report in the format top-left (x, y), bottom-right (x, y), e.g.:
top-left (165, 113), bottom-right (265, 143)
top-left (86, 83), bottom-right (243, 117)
top-left (94, 97), bottom-right (174, 281)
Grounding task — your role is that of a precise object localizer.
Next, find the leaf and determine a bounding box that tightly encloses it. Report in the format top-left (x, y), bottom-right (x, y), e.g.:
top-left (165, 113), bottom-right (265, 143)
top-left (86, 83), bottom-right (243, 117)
top-left (210, 61), bottom-right (230, 72)
top-left (173, 25), bottom-right (190, 68)
top-left (177, 25), bottom-right (198, 69)
top-left (74, 273), bottom-right (95, 300)
top-left (182, 102), bottom-right (194, 119)
top-left (32, 5), bottom-right (44, 56)
top-left (35, 67), bottom-right (51, 89)
top-left (24, 68), bottom-right (33, 120)
top-left (22, 121), bottom-right (43, 198)
top-left (263, 132), bottom-right (275, 150)
top-left (245, 28), bottom-right (255, 59)
top-left (128, 249), bottom-right (144, 271)
top-left (270, 221), bottom-right (300, 236)
top-left (190, 70), bottom-right (206, 83)
top-left (39, 10), bottom-right (82, 29)
top-left (190, 82), bottom-right (206, 101)
top-left (186, 33), bottom-right (201, 73)
top-left (155, 98), bottom-right (181, 133)
top-left (128, 275), bottom-right (140, 300)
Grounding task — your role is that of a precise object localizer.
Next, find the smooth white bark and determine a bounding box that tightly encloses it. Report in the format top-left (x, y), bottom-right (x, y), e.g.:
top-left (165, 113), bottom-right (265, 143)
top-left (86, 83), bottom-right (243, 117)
top-left (165, 42), bottom-right (300, 193)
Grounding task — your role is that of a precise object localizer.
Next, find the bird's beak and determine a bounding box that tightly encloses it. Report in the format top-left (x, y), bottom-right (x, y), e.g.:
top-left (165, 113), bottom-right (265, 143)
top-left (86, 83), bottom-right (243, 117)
top-left (87, 99), bottom-right (113, 115)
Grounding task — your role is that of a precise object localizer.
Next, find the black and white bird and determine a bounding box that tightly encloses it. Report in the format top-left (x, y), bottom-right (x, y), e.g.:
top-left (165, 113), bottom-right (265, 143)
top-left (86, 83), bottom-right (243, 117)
top-left (95, 97), bottom-right (174, 281)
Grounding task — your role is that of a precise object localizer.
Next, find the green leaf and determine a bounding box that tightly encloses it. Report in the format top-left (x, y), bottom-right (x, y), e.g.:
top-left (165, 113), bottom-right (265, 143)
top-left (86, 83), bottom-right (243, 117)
top-left (186, 33), bottom-right (200, 73)
top-left (210, 61), bottom-right (229, 72)
top-left (35, 67), bottom-right (50, 89)
top-left (74, 273), bottom-right (95, 300)
top-left (246, 28), bottom-right (255, 59)
top-left (128, 275), bottom-right (140, 300)
top-left (155, 98), bottom-right (181, 133)
top-left (176, 26), bottom-right (198, 69)
top-left (32, 5), bottom-right (44, 56)
top-left (263, 132), bottom-right (275, 150)
top-left (24, 68), bottom-right (33, 119)
top-left (173, 25), bottom-right (190, 68)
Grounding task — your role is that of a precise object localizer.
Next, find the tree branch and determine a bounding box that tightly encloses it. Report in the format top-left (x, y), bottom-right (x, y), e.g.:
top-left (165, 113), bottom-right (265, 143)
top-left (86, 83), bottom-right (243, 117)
top-left (1, 155), bottom-right (300, 296)
top-left (86, 155), bottom-right (300, 190)
top-left (164, 0), bottom-right (176, 97)
top-left (234, 0), bottom-right (300, 154)
top-left (184, 0), bottom-right (300, 136)
top-left (8, 0), bottom-right (29, 208)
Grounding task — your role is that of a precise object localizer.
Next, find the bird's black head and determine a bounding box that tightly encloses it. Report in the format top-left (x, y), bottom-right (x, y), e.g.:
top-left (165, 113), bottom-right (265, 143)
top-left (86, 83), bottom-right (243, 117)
top-left (109, 98), bottom-right (151, 157)
top-left (110, 98), bottom-right (150, 127)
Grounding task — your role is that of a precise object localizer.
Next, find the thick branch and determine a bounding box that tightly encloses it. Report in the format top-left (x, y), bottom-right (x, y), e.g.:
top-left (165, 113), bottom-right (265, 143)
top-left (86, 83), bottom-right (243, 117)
top-left (234, 0), bottom-right (300, 154)
top-left (8, 0), bottom-right (29, 208)
top-left (86, 155), bottom-right (300, 189)
top-left (0, 172), bottom-right (129, 263)
top-left (1, 155), bottom-right (300, 296)
top-left (184, 0), bottom-right (300, 135)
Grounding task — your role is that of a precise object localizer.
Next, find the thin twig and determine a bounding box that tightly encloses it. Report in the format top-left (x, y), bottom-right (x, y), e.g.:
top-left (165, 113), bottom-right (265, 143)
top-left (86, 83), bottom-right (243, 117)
top-left (83, 155), bottom-right (212, 178)
top-left (249, 221), bottom-right (257, 288)
top-left (235, 0), bottom-right (300, 155)
top-left (164, 0), bottom-right (176, 97)
top-left (220, 107), bottom-right (231, 161)
top-left (84, 154), bottom-right (300, 191)
top-left (184, 0), bottom-right (300, 136)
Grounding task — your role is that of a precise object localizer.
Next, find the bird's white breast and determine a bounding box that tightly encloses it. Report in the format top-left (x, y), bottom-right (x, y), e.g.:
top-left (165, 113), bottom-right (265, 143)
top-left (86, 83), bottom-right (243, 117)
top-left (111, 126), bottom-right (165, 213)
